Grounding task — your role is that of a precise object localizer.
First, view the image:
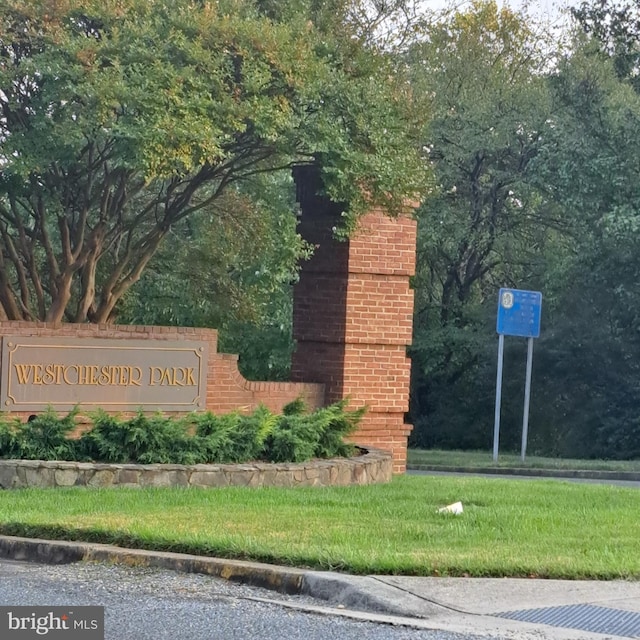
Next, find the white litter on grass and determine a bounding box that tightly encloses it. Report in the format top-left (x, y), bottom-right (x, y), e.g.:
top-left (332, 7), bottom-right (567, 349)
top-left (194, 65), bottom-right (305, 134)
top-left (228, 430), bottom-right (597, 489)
top-left (437, 501), bottom-right (463, 515)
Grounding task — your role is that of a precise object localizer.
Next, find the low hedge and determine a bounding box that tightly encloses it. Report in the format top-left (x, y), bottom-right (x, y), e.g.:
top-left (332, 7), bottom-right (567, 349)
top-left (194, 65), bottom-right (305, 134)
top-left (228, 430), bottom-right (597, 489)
top-left (0, 400), bottom-right (364, 465)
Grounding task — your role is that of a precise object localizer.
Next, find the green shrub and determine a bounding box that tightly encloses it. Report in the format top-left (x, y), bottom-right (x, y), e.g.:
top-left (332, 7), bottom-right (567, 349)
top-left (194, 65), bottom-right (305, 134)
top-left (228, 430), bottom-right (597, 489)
top-left (265, 413), bottom-right (321, 463)
top-left (12, 407), bottom-right (80, 461)
top-left (265, 399), bottom-right (362, 462)
top-left (282, 397), bottom-right (307, 415)
top-left (79, 410), bottom-right (198, 464)
top-left (192, 412), bottom-right (240, 462)
top-left (194, 411), bottom-right (267, 464)
top-left (311, 401), bottom-right (363, 459)
top-left (228, 407), bottom-right (278, 462)
top-left (192, 406), bottom-right (285, 463)
top-left (0, 417), bottom-right (17, 457)
top-left (0, 400), bottom-right (365, 464)
top-left (77, 411), bottom-right (128, 463)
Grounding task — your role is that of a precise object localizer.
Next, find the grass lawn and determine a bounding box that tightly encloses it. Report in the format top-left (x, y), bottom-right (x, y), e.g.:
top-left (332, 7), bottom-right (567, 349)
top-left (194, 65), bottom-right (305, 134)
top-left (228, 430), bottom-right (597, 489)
top-left (408, 448), bottom-right (640, 472)
top-left (0, 474), bottom-right (639, 579)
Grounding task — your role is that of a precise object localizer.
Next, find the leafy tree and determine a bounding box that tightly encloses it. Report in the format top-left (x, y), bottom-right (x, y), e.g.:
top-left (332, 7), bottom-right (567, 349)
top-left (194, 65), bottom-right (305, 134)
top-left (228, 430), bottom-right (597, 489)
top-left (403, 0), bottom-right (640, 458)
top-left (572, 0), bottom-right (640, 89)
top-left (407, 1), bottom-right (557, 448)
top-left (527, 34), bottom-right (640, 458)
top-left (0, 0), bottom-right (425, 323)
top-left (410, 0), bottom-right (554, 324)
top-left (118, 173), bottom-right (309, 379)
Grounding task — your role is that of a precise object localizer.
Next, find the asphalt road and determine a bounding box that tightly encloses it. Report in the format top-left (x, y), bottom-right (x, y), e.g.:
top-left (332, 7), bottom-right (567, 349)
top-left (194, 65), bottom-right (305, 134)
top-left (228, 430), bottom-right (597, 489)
top-left (0, 560), bottom-right (487, 640)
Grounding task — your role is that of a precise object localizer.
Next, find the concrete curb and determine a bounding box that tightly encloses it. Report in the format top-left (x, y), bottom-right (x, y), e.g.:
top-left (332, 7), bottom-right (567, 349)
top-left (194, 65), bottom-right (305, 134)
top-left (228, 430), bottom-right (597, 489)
top-left (301, 571), bottom-right (445, 618)
top-left (0, 535), bottom-right (307, 594)
top-left (0, 534), bottom-right (427, 617)
top-left (407, 465), bottom-right (640, 481)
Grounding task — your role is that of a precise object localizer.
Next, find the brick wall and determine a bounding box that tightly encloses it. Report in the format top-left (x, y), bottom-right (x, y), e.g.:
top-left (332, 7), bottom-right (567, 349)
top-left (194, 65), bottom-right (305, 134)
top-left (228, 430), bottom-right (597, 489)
top-left (292, 165), bottom-right (418, 473)
top-left (0, 321), bottom-right (325, 425)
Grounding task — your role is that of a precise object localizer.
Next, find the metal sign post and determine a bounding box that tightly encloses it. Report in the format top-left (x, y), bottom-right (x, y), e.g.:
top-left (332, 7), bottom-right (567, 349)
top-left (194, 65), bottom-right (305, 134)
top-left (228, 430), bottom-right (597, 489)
top-left (494, 288), bottom-right (542, 462)
top-left (493, 333), bottom-right (505, 462)
top-left (521, 337), bottom-right (535, 461)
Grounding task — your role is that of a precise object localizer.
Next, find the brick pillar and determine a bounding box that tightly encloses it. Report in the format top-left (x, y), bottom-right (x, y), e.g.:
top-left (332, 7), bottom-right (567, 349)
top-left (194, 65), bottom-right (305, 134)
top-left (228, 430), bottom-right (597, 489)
top-left (291, 165), bottom-right (417, 473)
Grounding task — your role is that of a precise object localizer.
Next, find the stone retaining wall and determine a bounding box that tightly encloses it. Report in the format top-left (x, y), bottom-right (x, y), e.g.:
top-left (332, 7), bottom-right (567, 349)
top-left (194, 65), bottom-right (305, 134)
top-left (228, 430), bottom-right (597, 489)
top-left (0, 448), bottom-right (392, 489)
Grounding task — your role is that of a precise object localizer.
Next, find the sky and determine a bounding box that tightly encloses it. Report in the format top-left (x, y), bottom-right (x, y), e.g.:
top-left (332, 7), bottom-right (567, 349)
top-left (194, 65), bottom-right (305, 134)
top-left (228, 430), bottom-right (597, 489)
top-left (423, 0), bottom-right (572, 24)
top-left (496, 0), bottom-right (571, 23)
top-left (421, 0), bottom-right (581, 31)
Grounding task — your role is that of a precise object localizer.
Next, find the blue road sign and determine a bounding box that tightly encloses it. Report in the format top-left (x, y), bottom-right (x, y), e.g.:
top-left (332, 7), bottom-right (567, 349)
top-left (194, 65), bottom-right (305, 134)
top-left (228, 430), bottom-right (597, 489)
top-left (496, 288), bottom-right (542, 338)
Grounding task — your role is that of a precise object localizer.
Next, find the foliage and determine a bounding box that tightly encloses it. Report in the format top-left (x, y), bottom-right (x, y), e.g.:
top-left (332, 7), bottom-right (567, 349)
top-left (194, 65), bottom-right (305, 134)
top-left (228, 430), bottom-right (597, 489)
top-left (79, 410), bottom-right (199, 465)
top-left (227, 406), bottom-right (279, 462)
top-left (282, 397), bottom-right (307, 415)
top-left (409, 3), bottom-right (640, 459)
top-left (408, 0), bottom-right (553, 315)
top-left (407, 0), bottom-right (557, 451)
top-left (525, 36), bottom-right (640, 458)
top-left (193, 405), bottom-right (278, 463)
top-left (266, 413), bottom-right (320, 463)
top-left (7, 408), bottom-right (81, 461)
top-left (265, 400), bottom-right (360, 462)
top-left (0, 402), bottom-right (363, 464)
top-left (0, 417), bottom-right (17, 457)
top-left (0, 0), bottom-right (426, 323)
top-left (572, 0), bottom-right (640, 89)
top-left (116, 173), bottom-right (309, 380)
top-left (311, 402), bottom-right (363, 459)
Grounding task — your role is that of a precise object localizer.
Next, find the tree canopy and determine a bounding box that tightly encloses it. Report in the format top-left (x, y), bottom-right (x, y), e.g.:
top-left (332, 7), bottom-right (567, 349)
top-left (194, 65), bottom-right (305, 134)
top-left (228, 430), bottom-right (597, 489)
top-left (572, 0), bottom-right (640, 87)
top-left (6, 0), bottom-right (640, 459)
top-left (118, 172), bottom-right (309, 380)
top-left (407, 1), bottom-right (556, 441)
top-left (0, 0), bottom-right (425, 323)
top-left (408, 0), bottom-right (640, 459)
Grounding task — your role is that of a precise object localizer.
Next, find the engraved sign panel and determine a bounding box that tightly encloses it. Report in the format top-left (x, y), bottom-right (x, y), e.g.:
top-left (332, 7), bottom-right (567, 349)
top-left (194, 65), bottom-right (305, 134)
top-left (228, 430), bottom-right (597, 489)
top-left (1, 337), bottom-right (208, 412)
